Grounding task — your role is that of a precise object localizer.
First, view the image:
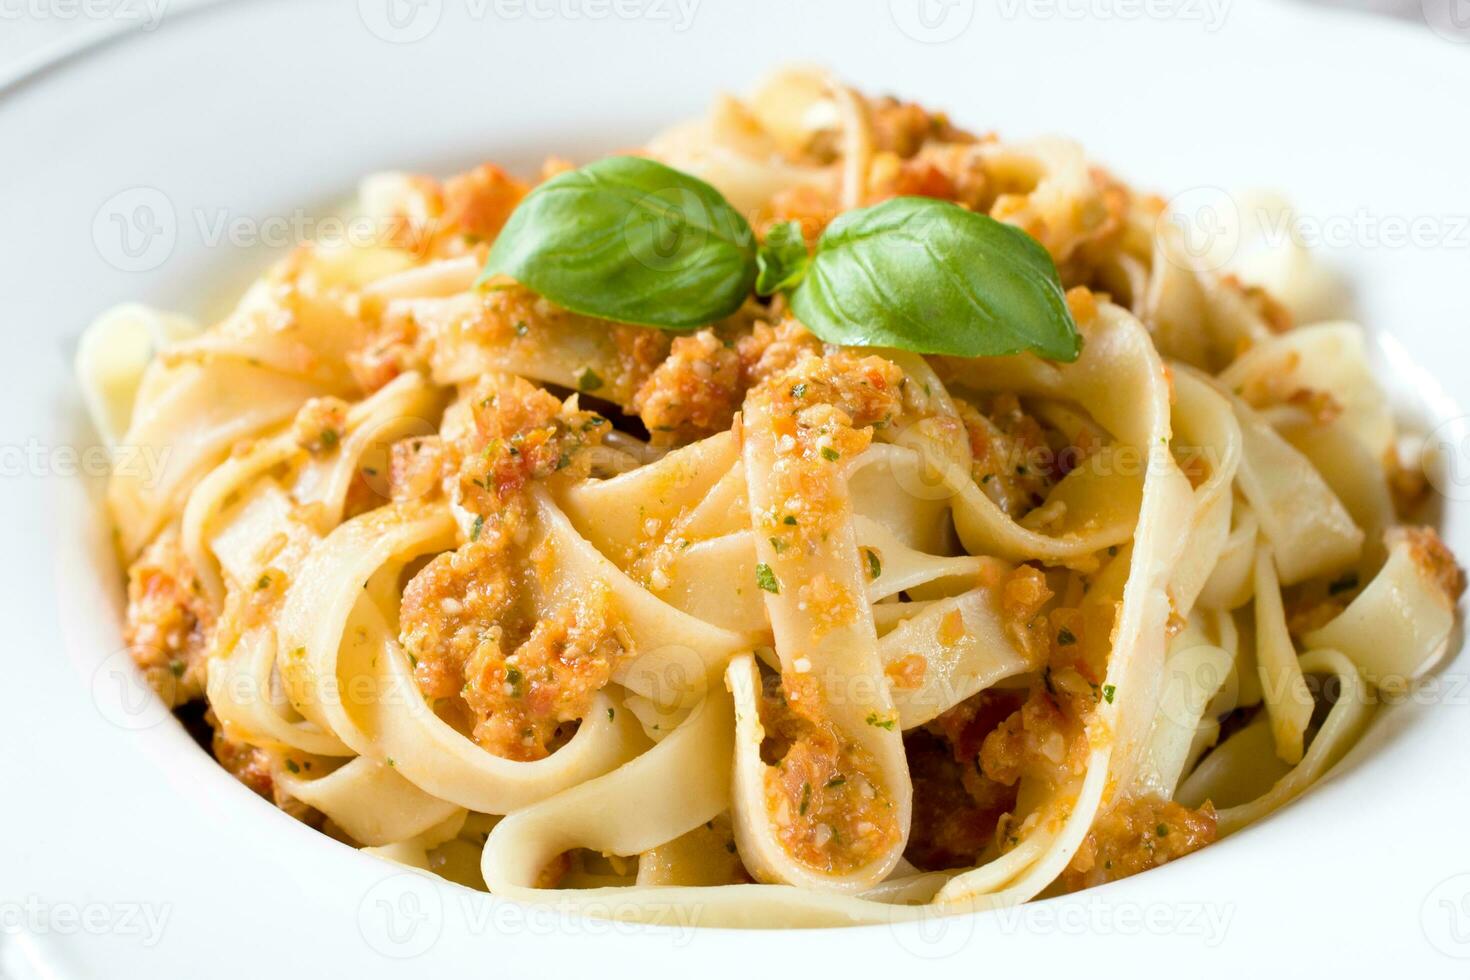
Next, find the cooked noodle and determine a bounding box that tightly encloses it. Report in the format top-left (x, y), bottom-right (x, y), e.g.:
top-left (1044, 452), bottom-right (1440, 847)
top-left (81, 68), bottom-right (1463, 927)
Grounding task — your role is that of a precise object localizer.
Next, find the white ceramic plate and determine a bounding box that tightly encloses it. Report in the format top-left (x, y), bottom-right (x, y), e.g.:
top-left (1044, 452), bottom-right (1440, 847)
top-left (3, 1), bottom-right (1469, 975)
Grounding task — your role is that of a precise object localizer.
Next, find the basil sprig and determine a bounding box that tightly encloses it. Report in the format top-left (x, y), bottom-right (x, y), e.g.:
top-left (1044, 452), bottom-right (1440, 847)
top-left (754, 219), bottom-right (810, 297)
top-left (779, 197), bottom-right (1080, 361)
top-left (482, 159), bottom-right (1079, 361)
top-left (481, 156), bottom-right (756, 330)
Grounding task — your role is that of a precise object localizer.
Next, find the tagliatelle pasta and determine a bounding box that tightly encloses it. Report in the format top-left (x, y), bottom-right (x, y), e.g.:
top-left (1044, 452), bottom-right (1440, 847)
top-left (82, 68), bottom-right (1464, 928)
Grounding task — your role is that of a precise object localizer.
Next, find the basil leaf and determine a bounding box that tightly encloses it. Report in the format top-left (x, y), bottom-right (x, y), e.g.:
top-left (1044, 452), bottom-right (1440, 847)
top-left (789, 197), bottom-right (1081, 361)
top-left (755, 220), bottom-right (810, 297)
top-left (482, 156), bottom-right (756, 330)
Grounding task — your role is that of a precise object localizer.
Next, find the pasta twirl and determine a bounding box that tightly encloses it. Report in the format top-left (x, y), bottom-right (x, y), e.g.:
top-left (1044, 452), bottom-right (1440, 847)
top-left (83, 67), bottom-right (1464, 929)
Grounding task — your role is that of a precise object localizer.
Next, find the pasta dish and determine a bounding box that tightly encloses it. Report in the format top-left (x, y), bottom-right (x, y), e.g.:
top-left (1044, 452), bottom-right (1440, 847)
top-left (79, 68), bottom-right (1464, 927)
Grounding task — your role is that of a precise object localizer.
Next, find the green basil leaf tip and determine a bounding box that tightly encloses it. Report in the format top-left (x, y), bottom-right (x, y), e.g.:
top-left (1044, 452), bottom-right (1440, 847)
top-left (789, 196), bottom-right (1081, 362)
top-left (481, 156), bottom-right (757, 331)
top-left (754, 220), bottom-right (810, 297)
